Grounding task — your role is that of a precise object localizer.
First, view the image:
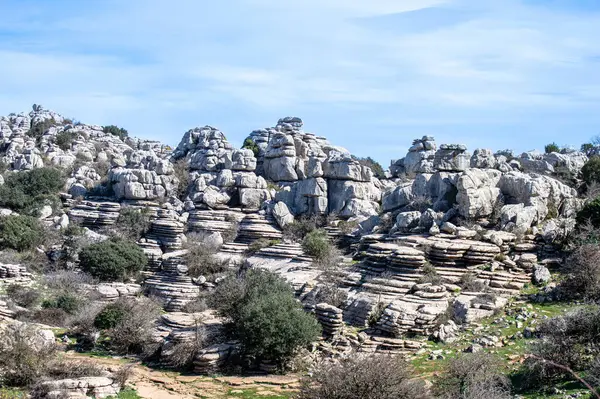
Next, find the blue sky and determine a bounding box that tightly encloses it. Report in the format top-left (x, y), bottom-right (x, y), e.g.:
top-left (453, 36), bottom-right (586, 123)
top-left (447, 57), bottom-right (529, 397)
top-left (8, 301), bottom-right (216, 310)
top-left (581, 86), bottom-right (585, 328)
top-left (1, 0), bottom-right (600, 165)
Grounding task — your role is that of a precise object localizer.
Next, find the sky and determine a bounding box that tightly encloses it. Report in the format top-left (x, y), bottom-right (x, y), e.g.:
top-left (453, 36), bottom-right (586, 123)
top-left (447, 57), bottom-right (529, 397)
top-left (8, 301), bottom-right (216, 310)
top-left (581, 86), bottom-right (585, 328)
top-left (1, 0), bottom-right (600, 166)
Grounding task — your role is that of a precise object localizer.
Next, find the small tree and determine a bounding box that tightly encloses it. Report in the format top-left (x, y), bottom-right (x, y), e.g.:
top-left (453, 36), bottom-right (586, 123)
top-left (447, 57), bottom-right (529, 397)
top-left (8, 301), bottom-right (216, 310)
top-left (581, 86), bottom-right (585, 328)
top-left (210, 269), bottom-right (320, 369)
top-left (79, 237), bottom-right (147, 282)
top-left (576, 197), bottom-right (600, 228)
top-left (0, 215), bottom-right (44, 251)
top-left (582, 157), bottom-right (600, 189)
top-left (103, 298), bottom-right (161, 356)
top-left (54, 131), bottom-right (78, 151)
top-left (298, 355), bottom-right (431, 399)
top-left (544, 142), bottom-right (560, 154)
top-left (302, 229), bottom-right (332, 261)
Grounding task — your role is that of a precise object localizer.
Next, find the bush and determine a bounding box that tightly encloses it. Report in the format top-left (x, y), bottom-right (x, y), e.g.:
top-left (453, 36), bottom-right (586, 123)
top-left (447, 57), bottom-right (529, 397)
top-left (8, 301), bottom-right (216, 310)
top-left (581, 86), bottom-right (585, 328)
top-left (304, 283), bottom-right (348, 309)
top-left (559, 243), bottom-right (600, 300)
top-left (298, 355), bottom-right (430, 399)
top-left (102, 125), bottom-right (128, 141)
top-left (116, 207), bottom-right (151, 240)
top-left (173, 159), bottom-right (190, 198)
top-left (5, 284), bottom-right (41, 308)
top-left (302, 229), bottom-right (332, 261)
top-left (241, 138), bottom-right (260, 157)
top-left (246, 238), bottom-right (279, 255)
top-left (0, 324), bottom-right (57, 387)
top-left (282, 215), bottom-right (322, 241)
top-left (42, 293), bottom-right (82, 315)
top-left (94, 302), bottom-right (128, 330)
top-left (79, 237), bottom-right (147, 282)
top-left (581, 143), bottom-right (596, 157)
top-left (163, 323), bottom-right (206, 369)
top-left (576, 197), bottom-right (600, 229)
top-left (44, 270), bottom-right (95, 293)
top-left (28, 118), bottom-right (57, 142)
top-left (544, 142), bottom-right (560, 154)
top-left (211, 269), bottom-right (320, 368)
top-left (23, 307), bottom-right (70, 327)
top-left (582, 156), bottom-right (600, 189)
top-left (519, 306), bottom-right (600, 388)
top-left (184, 236), bottom-right (228, 279)
top-left (434, 352), bottom-right (511, 399)
top-left (103, 298), bottom-right (161, 356)
top-left (54, 131), bottom-right (78, 151)
top-left (352, 156), bottom-right (386, 179)
top-left (0, 167), bottom-right (64, 214)
top-left (0, 215), bottom-right (44, 251)
top-left (458, 273), bottom-right (486, 292)
top-left (418, 264), bottom-right (444, 285)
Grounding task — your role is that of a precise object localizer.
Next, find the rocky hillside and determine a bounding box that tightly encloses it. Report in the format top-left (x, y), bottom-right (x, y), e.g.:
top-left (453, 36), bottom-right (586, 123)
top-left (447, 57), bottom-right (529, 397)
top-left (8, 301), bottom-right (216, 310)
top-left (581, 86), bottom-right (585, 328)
top-left (0, 104), bottom-right (599, 399)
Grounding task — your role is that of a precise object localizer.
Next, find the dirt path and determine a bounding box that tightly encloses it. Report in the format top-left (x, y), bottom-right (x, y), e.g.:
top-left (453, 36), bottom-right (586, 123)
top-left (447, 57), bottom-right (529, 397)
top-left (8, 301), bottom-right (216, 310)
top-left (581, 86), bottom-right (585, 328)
top-left (66, 353), bottom-right (299, 399)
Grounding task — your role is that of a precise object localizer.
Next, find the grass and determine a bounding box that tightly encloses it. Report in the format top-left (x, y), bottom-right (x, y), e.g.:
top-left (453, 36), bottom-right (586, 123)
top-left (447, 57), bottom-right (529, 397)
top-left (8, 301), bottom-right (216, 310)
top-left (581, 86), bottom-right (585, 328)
top-left (107, 388), bottom-right (142, 399)
top-left (0, 388), bottom-right (26, 399)
top-left (409, 293), bottom-right (591, 397)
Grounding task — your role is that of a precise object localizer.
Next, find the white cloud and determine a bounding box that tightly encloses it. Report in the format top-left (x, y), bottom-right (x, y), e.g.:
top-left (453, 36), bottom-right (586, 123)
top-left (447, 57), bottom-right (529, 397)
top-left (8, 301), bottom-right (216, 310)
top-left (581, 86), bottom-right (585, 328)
top-left (0, 0), bottom-right (599, 161)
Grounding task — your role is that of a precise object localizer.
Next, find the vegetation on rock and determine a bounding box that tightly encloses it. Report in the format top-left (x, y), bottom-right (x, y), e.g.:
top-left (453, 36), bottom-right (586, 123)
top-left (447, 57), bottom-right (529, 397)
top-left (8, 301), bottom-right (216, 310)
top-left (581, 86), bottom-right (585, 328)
top-left (78, 237), bottom-right (147, 282)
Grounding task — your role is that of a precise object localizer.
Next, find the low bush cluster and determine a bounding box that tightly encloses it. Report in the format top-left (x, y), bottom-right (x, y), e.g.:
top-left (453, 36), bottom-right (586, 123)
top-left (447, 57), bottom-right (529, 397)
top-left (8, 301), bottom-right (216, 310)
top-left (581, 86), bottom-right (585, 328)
top-left (79, 237), bottom-right (147, 282)
top-left (115, 207), bottom-right (151, 240)
top-left (0, 167), bottom-right (64, 215)
top-left (0, 215), bottom-right (45, 252)
top-left (302, 229), bottom-right (332, 261)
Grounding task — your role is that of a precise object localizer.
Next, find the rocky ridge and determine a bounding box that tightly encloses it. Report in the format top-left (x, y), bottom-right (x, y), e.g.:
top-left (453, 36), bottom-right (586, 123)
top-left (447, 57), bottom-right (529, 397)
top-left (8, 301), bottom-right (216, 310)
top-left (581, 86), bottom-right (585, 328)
top-left (0, 104), bottom-right (590, 375)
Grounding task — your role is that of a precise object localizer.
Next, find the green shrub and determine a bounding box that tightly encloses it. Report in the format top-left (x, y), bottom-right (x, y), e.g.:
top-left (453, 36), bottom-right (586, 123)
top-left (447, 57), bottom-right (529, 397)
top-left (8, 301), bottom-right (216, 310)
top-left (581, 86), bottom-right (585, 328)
top-left (0, 168), bottom-right (64, 214)
top-left (94, 302), bottom-right (128, 330)
top-left (79, 237), bottom-right (147, 282)
top-left (582, 156), bottom-right (600, 189)
top-left (42, 293), bottom-right (82, 315)
top-left (116, 207), bottom-right (151, 240)
top-left (544, 142), bottom-right (560, 154)
top-left (0, 215), bottom-right (44, 251)
top-left (54, 131), bottom-right (78, 151)
top-left (211, 269), bottom-right (320, 368)
top-left (581, 143), bottom-right (596, 157)
top-left (576, 197), bottom-right (600, 228)
top-left (298, 355), bottom-right (431, 399)
top-left (241, 138), bottom-right (260, 157)
top-left (246, 238), bottom-right (279, 255)
top-left (28, 118), bottom-right (57, 142)
top-left (352, 156), bottom-right (386, 179)
top-left (282, 215), bottom-right (323, 241)
top-left (102, 125), bottom-right (128, 141)
top-left (302, 229), bottom-right (332, 261)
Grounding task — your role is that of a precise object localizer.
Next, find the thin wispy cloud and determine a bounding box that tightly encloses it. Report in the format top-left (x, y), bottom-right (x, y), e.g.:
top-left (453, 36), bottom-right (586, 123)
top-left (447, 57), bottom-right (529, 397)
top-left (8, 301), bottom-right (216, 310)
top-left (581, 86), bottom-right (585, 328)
top-left (0, 0), bottom-right (599, 163)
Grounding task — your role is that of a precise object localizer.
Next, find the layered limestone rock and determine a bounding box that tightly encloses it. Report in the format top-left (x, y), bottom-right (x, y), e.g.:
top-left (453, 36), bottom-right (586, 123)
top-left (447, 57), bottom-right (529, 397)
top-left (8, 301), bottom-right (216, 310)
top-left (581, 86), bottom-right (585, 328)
top-left (246, 118), bottom-right (382, 219)
top-left (390, 136), bottom-right (437, 177)
top-left (37, 377), bottom-right (121, 399)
